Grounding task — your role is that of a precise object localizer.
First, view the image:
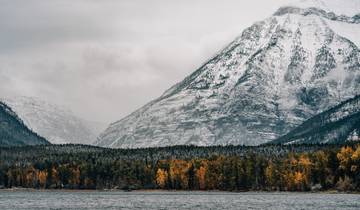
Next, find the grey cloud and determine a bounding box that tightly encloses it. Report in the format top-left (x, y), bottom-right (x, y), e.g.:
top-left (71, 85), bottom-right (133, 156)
top-left (0, 0), bottom-right (292, 123)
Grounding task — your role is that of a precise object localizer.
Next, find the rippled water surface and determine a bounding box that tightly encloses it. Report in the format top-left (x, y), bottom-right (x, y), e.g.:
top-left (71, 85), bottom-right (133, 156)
top-left (0, 190), bottom-right (359, 210)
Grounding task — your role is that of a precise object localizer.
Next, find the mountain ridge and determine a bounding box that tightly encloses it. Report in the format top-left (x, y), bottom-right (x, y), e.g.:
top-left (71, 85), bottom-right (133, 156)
top-left (0, 102), bottom-right (49, 146)
top-left (269, 95), bottom-right (360, 144)
top-left (288, 0), bottom-right (360, 17)
top-left (96, 3), bottom-right (360, 148)
top-left (2, 96), bottom-right (106, 145)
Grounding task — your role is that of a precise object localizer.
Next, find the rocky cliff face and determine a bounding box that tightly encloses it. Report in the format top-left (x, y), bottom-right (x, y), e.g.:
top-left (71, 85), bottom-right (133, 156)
top-left (97, 2), bottom-right (360, 148)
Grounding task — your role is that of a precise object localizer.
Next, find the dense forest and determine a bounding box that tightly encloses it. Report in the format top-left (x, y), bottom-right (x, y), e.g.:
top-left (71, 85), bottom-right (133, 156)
top-left (0, 143), bottom-right (359, 191)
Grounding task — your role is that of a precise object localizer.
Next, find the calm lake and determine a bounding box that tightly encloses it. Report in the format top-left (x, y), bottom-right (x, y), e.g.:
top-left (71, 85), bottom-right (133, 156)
top-left (0, 190), bottom-right (359, 210)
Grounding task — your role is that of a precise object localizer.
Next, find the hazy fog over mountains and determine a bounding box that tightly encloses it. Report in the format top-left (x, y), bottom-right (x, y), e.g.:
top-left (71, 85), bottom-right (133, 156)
top-left (0, 0), bottom-right (359, 147)
top-left (2, 96), bottom-right (106, 144)
top-left (0, 0), bottom-right (315, 124)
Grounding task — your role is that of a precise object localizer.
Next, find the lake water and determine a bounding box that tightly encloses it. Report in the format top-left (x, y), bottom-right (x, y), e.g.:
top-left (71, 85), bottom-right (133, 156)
top-left (0, 190), bottom-right (359, 210)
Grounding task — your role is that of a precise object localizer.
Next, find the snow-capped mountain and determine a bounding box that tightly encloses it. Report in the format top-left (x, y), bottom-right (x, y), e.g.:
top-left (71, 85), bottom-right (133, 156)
top-left (96, 0), bottom-right (360, 148)
top-left (2, 96), bottom-right (106, 145)
top-left (270, 95), bottom-right (360, 144)
top-left (290, 0), bottom-right (360, 17)
top-left (0, 102), bottom-right (49, 146)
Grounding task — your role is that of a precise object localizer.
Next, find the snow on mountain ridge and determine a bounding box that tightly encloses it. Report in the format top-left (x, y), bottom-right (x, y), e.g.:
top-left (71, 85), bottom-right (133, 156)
top-left (274, 6), bottom-right (360, 24)
top-left (289, 0), bottom-right (360, 16)
top-left (273, 3), bottom-right (360, 48)
top-left (96, 2), bottom-right (360, 148)
top-left (2, 96), bottom-right (106, 145)
top-left (0, 101), bottom-right (49, 146)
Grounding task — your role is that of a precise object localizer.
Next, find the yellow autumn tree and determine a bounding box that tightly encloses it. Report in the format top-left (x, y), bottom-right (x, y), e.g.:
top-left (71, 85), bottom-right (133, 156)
top-left (351, 145), bottom-right (360, 172)
top-left (196, 164), bottom-right (207, 190)
top-left (337, 146), bottom-right (354, 170)
top-left (294, 171), bottom-right (305, 190)
top-left (38, 170), bottom-right (48, 188)
top-left (156, 168), bottom-right (168, 189)
top-left (351, 145), bottom-right (360, 161)
top-left (25, 167), bottom-right (37, 188)
top-left (169, 160), bottom-right (191, 189)
top-left (298, 154), bottom-right (312, 187)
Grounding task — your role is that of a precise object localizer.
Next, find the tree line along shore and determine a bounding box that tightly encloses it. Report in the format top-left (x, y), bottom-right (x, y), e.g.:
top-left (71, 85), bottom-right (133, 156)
top-left (0, 143), bottom-right (359, 192)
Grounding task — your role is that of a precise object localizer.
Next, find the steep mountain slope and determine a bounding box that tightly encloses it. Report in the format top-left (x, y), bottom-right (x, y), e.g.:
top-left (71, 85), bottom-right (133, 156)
top-left (269, 95), bottom-right (360, 144)
top-left (0, 102), bottom-right (49, 146)
top-left (97, 2), bottom-right (360, 148)
top-left (2, 96), bottom-right (106, 145)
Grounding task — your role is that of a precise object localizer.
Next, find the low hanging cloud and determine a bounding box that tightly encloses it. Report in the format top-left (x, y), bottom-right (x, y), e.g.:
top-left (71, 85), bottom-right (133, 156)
top-left (0, 0), bottom-right (291, 123)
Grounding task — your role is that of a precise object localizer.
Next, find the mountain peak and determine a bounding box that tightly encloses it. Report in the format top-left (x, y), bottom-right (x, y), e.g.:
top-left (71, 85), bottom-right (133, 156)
top-left (96, 1), bottom-right (360, 148)
top-left (288, 0), bottom-right (360, 16)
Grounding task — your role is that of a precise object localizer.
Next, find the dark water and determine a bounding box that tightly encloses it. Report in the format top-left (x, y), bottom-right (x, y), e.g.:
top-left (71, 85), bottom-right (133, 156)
top-left (0, 190), bottom-right (359, 210)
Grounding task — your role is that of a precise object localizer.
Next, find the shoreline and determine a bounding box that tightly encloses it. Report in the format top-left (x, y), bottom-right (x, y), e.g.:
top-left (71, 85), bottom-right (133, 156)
top-left (0, 188), bottom-right (359, 194)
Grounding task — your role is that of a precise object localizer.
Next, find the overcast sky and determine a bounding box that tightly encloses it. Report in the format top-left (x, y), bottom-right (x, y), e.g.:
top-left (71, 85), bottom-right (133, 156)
top-left (0, 0), bottom-right (295, 123)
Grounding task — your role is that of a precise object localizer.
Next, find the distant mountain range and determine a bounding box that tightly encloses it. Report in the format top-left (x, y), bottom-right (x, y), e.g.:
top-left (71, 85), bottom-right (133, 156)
top-left (0, 102), bottom-right (49, 146)
top-left (1, 96), bottom-right (106, 145)
top-left (96, 0), bottom-right (360, 148)
top-left (1, 0), bottom-right (358, 148)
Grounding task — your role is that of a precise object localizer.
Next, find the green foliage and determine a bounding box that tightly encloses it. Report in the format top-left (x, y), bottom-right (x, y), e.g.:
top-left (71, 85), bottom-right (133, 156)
top-left (0, 143), bottom-right (359, 191)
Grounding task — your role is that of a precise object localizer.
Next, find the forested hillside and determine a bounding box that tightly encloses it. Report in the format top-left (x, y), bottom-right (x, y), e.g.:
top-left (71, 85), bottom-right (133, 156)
top-left (270, 95), bottom-right (360, 145)
top-left (0, 102), bottom-right (49, 146)
top-left (0, 144), bottom-right (359, 191)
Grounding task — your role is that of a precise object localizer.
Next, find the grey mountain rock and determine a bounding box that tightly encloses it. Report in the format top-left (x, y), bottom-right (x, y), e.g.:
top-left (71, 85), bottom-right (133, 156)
top-left (97, 2), bottom-right (360, 148)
